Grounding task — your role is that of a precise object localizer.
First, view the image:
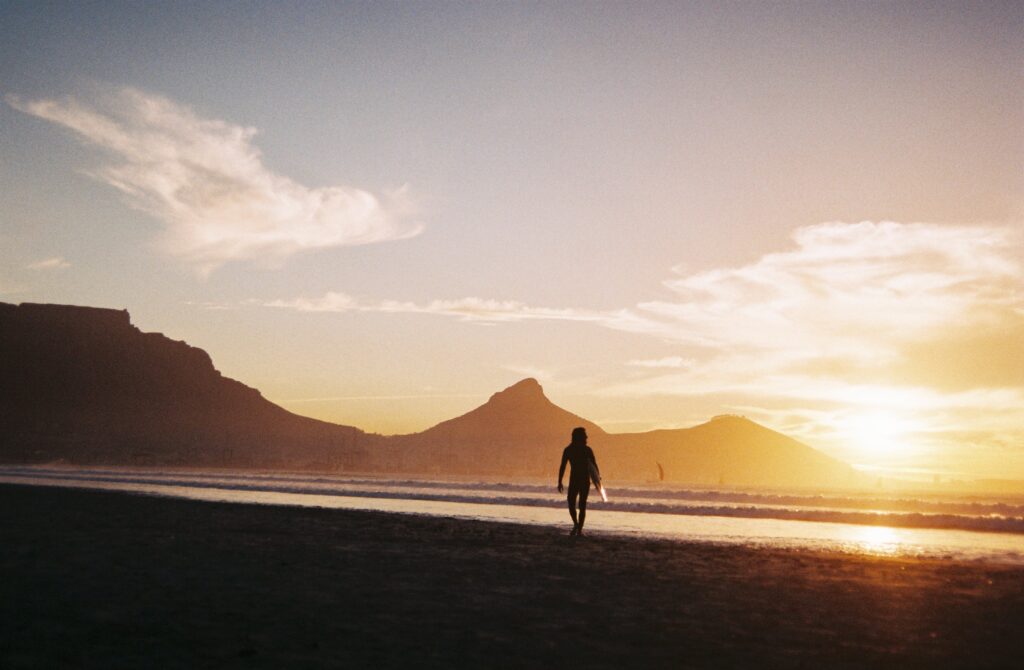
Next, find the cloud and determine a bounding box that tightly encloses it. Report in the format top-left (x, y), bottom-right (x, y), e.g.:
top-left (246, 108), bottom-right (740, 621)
top-left (627, 356), bottom-right (693, 369)
top-left (281, 392), bottom-right (483, 403)
top-left (612, 221), bottom-right (1022, 388)
top-left (267, 222), bottom-right (1022, 376)
top-left (501, 364), bottom-right (552, 380)
top-left (635, 221), bottom-right (1020, 353)
top-left (26, 256), bottom-right (70, 270)
top-left (265, 291), bottom-right (626, 324)
top-left (267, 291), bottom-right (359, 313)
top-left (8, 87), bottom-right (421, 274)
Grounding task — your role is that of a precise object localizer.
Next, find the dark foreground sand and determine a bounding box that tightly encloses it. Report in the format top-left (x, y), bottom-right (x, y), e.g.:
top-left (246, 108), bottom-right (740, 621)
top-left (1, 485), bottom-right (1022, 669)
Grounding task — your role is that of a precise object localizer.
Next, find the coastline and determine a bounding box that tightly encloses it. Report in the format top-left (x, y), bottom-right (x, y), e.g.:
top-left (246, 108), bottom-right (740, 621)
top-left (2, 484), bottom-right (1022, 668)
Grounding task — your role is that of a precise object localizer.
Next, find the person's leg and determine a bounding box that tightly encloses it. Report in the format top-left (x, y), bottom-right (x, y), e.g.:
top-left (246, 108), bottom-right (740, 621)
top-left (577, 485), bottom-right (590, 534)
top-left (567, 484), bottom-right (579, 532)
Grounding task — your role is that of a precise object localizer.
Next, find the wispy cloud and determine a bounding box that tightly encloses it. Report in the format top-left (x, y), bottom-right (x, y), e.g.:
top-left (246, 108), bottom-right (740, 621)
top-left (501, 364), bottom-right (552, 380)
top-left (634, 221), bottom-right (1020, 354)
top-left (26, 256), bottom-right (70, 270)
top-left (265, 291), bottom-right (627, 324)
top-left (8, 87), bottom-right (421, 274)
top-left (627, 356), bottom-right (693, 369)
top-left (269, 221), bottom-right (1021, 360)
top-left (281, 392), bottom-right (483, 403)
top-left (612, 222), bottom-right (1022, 390)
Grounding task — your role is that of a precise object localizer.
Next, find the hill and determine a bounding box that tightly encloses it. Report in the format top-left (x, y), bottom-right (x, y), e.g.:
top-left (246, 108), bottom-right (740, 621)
top-left (377, 378), bottom-right (605, 476)
top-left (0, 302), bottom-right (369, 469)
top-left (602, 416), bottom-right (861, 488)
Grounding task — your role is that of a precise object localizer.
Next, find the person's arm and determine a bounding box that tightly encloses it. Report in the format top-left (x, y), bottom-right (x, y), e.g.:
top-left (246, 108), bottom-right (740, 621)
top-left (557, 448), bottom-right (568, 493)
top-left (589, 447), bottom-right (598, 469)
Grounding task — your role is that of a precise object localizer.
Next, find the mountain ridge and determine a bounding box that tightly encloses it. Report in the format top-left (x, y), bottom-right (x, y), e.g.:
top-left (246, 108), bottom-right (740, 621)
top-left (0, 301), bottom-right (860, 487)
top-left (0, 301), bottom-right (369, 469)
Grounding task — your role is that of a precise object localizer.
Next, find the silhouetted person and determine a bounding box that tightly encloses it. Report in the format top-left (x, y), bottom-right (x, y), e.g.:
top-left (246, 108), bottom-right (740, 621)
top-left (558, 427), bottom-right (598, 536)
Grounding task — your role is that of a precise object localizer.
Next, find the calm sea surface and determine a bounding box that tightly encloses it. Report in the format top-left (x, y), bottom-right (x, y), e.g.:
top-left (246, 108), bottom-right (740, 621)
top-left (2, 465), bottom-right (1023, 564)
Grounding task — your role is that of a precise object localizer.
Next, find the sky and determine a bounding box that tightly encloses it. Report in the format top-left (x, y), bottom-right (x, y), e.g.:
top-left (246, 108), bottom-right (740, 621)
top-left (1, 1), bottom-right (1022, 479)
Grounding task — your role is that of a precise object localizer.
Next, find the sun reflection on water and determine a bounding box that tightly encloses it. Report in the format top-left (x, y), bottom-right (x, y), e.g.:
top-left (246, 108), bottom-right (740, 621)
top-left (849, 525), bottom-right (902, 555)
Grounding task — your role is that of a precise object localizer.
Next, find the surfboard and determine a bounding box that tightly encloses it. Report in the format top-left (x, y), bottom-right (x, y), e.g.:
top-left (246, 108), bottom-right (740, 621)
top-left (589, 461), bottom-right (608, 502)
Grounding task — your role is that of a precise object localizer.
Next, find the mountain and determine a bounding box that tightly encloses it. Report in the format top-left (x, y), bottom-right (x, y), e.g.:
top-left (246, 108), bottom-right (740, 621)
top-left (0, 301), bottom-right (861, 488)
top-left (601, 416), bottom-right (861, 488)
top-left (0, 302), bottom-right (369, 469)
top-left (383, 378), bottom-right (859, 487)
top-left (377, 378), bottom-right (605, 476)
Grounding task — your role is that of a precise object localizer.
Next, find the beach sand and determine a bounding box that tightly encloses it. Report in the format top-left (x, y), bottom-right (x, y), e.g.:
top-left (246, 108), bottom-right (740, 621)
top-left (1, 484), bottom-right (1022, 669)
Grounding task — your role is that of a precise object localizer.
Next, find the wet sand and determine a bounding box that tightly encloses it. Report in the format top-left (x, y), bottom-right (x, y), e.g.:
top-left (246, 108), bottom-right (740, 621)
top-left (1, 484), bottom-right (1022, 669)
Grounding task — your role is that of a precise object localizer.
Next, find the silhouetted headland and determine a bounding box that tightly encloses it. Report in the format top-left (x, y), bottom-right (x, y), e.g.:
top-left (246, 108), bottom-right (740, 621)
top-left (1, 301), bottom-right (861, 487)
top-left (0, 302), bottom-right (368, 469)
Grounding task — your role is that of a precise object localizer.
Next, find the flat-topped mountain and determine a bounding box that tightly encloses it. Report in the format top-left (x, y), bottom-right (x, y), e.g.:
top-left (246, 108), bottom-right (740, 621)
top-left (0, 301), bottom-right (861, 488)
top-left (0, 302), bottom-right (368, 469)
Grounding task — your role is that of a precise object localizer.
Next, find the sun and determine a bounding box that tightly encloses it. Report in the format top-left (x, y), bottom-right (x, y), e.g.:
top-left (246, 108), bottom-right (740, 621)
top-left (843, 410), bottom-right (916, 457)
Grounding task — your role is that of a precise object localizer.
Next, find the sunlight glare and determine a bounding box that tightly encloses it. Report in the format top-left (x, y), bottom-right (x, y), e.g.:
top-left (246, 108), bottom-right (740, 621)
top-left (841, 410), bottom-right (917, 457)
top-left (852, 525), bottom-right (901, 555)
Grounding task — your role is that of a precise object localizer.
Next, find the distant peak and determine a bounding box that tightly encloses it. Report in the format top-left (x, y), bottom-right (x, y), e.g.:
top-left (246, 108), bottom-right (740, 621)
top-left (704, 414), bottom-right (767, 432)
top-left (710, 414), bottom-right (748, 422)
top-left (489, 378), bottom-right (546, 402)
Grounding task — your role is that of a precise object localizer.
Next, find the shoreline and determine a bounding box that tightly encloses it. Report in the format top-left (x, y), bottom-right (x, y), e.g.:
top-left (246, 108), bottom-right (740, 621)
top-left (3, 483), bottom-right (1023, 668)
top-left (6, 467), bottom-right (1024, 545)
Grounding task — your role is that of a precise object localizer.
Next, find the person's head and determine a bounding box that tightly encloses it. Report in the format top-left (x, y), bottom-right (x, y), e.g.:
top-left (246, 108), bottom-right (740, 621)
top-left (571, 427), bottom-right (587, 446)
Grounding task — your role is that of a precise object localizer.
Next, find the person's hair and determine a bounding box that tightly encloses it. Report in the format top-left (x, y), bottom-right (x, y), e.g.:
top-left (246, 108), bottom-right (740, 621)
top-left (571, 427), bottom-right (587, 446)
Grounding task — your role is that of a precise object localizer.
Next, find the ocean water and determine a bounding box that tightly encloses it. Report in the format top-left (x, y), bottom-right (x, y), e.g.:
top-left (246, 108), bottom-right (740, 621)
top-left (2, 465), bottom-right (1023, 564)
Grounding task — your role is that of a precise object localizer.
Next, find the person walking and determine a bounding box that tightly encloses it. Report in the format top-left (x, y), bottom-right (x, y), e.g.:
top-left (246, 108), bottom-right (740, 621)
top-left (557, 427), bottom-right (598, 536)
